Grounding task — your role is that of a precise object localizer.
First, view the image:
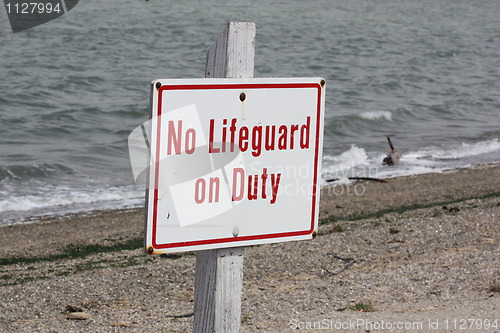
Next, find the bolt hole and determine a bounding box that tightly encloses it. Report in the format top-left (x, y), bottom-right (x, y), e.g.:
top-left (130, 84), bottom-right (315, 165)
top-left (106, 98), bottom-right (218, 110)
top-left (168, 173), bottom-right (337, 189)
top-left (239, 92), bottom-right (246, 102)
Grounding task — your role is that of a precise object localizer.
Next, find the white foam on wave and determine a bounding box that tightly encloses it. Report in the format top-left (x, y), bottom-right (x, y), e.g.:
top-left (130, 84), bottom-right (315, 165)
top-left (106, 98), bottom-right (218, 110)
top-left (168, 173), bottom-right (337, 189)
top-left (321, 138), bottom-right (500, 182)
top-left (421, 138), bottom-right (500, 160)
top-left (357, 111), bottom-right (392, 121)
top-left (0, 185), bottom-right (144, 222)
top-left (322, 145), bottom-right (369, 178)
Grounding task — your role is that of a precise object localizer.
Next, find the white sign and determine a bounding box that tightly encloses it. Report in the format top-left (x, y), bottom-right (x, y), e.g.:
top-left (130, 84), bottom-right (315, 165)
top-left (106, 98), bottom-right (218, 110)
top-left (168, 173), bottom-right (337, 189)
top-left (144, 78), bottom-right (325, 253)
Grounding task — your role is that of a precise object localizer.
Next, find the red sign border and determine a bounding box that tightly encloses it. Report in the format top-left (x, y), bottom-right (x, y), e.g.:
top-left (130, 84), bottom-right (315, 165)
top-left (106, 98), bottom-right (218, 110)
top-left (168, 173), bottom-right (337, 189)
top-left (151, 82), bottom-right (323, 250)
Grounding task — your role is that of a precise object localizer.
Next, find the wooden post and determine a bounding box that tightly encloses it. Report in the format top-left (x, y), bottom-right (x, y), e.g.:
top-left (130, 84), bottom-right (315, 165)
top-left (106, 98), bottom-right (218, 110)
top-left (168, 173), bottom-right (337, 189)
top-left (192, 22), bottom-right (256, 333)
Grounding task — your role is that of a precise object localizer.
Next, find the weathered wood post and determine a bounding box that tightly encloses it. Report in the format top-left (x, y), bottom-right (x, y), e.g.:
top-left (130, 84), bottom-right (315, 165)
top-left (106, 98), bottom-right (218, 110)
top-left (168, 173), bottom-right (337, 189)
top-left (192, 21), bottom-right (256, 333)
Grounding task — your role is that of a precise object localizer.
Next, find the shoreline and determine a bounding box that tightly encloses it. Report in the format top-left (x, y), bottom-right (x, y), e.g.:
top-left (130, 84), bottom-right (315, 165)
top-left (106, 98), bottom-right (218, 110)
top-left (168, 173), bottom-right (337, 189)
top-left (320, 163), bottom-right (500, 221)
top-left (2, 163), bottom-right (499, 258)
top-left (0, 164), bottom-right (498, 332)
top-left (3, 162), bottom-right (500, 227)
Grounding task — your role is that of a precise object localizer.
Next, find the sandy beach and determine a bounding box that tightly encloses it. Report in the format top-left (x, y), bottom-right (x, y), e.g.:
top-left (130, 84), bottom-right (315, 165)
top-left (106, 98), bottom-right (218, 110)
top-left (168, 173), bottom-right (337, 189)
top-left (0, 164), bottom-right (499, 332)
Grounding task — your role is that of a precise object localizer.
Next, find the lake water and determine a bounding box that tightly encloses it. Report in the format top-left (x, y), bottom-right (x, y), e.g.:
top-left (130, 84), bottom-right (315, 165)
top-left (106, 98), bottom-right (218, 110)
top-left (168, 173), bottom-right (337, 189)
top-left (1, 0), bottom-right (499, 223)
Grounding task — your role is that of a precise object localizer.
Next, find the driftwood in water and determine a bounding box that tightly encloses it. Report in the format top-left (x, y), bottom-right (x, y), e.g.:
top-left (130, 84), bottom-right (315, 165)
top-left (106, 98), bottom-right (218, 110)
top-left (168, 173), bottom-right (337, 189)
top-left (326, 177), bottom-right (388, 183)
top-left (382, 136), bottom-right (402, 166)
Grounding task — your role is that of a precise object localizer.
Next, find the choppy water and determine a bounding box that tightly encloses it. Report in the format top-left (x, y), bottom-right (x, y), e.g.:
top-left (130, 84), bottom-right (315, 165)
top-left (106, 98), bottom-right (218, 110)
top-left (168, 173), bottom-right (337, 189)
top-left (1, 0), bottom-right (499, 223)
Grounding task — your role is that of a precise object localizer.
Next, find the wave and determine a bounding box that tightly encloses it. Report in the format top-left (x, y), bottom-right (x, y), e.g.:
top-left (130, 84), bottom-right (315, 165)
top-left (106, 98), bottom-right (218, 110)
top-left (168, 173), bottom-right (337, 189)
top-left (0, 163), bottom-right (74, 180)
top-left (419, 138), bottom-right (500, 160)
top-left (321, 138), bottom-right (500, 182)
top-left (322, 145), bottom-right (369, 176)
top-left (0, 184), bottom-right (144, 222)
top-left (357, 111), bottom-right (392, 121)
